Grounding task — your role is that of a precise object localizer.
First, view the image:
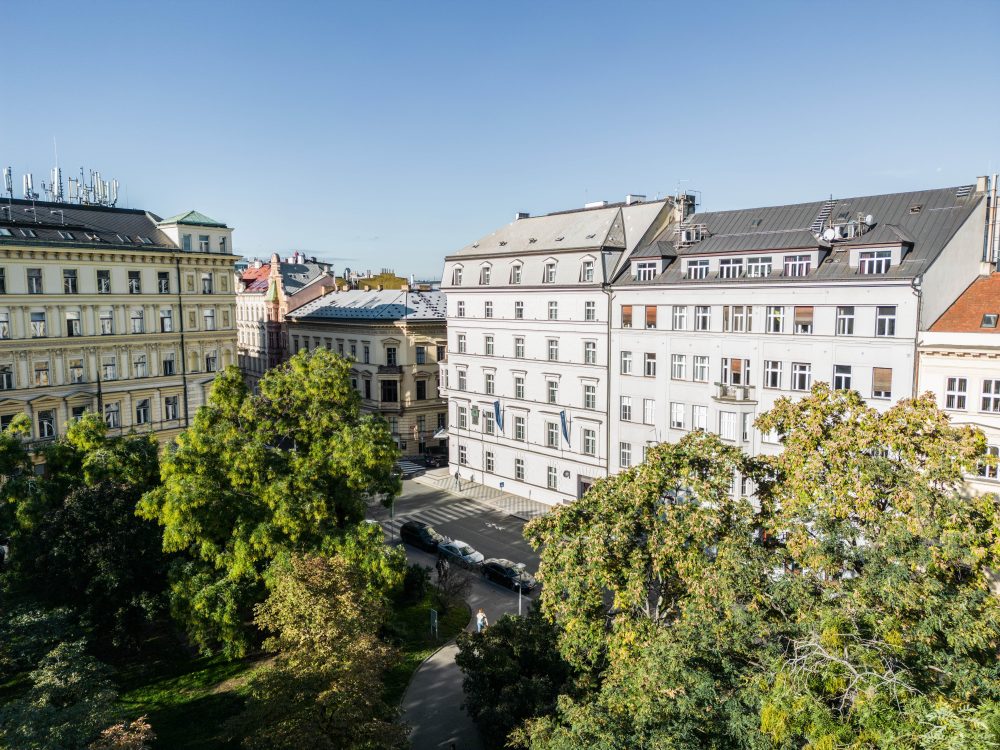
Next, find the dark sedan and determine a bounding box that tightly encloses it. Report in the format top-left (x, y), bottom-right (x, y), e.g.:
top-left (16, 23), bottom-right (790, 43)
top-left (482, 558), bottom-right (536, 592)
top-left (399, 521), bottom-right (449, 553)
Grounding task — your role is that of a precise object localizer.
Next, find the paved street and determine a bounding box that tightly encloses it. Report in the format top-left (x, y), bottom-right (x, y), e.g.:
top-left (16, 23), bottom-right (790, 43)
top-left (369, 480), bottom-right (542, 750)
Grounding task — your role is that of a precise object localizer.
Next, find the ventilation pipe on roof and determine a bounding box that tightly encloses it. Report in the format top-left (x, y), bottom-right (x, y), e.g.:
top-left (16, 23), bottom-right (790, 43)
top-left (584, 201), bottom-right (608, 209)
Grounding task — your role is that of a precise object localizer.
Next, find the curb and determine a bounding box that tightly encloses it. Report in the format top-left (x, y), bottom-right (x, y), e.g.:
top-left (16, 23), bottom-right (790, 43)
top-left (398, 603), bottom-right (474, 710)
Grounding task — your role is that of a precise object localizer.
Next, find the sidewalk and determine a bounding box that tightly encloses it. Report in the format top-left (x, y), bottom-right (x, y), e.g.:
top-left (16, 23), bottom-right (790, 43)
top-left (414, 468), bottom-right (552, 521)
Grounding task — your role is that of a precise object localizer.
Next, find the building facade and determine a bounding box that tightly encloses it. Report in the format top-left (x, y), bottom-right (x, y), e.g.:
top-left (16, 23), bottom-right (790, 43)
top-left (236, 252), bottom-right (335, 387)
top-left (0, 201), bottom-right (238, 444)
top-left (443, 181), bottom-right (991, 505)
top-left (285, 287), bottom-right (448, 456)
top-left (440, 197), bottom-right (676, 504)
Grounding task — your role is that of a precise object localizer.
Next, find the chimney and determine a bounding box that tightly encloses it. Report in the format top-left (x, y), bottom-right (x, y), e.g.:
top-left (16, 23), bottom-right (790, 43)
top-left (401, 284), bottom-right (409, 292)
top-left (626, 194), bottom-right (646, 205)
top-left (377, 284), bottom-right (384, 291)
top-left (977, 175), bottom-right (989, 193)
top-left (515, 212), bottom-right (530, 221)
top-left (584, 201), bottom-right (608, 209)
top-left (363, 285), bottom-right (370, 291)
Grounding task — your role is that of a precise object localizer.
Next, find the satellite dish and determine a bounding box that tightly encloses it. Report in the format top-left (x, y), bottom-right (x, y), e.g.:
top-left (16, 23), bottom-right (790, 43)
top-left (864, 214), bottom-right (875, 226)
top-left (822, 227), bottom-right (838, 242)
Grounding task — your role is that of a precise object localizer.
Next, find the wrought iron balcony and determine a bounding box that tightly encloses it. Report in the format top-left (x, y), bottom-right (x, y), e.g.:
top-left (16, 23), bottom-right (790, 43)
top-left (378, 364), bottom-right (402, 374)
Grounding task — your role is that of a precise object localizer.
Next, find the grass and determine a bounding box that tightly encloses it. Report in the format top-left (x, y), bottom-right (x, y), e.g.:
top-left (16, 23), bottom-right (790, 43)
top-left (382, 590), bottom-right (470, 706)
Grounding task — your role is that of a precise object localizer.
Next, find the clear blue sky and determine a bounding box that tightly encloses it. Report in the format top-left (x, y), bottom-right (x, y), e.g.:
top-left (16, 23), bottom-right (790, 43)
top-left (3, 0), bottom-right (998, 277)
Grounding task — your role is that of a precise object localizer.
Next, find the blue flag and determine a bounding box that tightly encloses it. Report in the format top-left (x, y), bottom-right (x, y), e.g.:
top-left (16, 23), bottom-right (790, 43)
top-left (493, 400), bottom-right (503, 431)
top-left (560, 410), bottom-right (570, 443)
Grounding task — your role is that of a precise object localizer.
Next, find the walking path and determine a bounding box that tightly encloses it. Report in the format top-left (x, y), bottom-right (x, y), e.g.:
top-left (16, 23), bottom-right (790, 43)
top-left (413, 468), bottom-right (552, 521)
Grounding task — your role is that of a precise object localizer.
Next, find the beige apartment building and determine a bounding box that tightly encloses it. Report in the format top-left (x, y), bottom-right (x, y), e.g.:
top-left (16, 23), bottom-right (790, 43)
top-left (286, 287), bottom-right (448, 456)
top-left (0, 200), bottom-right (238, 445)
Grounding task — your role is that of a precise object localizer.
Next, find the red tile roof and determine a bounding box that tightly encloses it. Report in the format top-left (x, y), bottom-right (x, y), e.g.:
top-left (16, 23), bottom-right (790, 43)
top-left (930, 273), bottom-right (1000, 332)
top-left (241, 264), bottom-right (271, 293)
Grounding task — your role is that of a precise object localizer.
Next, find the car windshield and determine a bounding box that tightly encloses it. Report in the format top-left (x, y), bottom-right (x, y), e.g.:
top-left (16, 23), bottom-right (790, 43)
top-left (458, 545), bottom-right (475, 556)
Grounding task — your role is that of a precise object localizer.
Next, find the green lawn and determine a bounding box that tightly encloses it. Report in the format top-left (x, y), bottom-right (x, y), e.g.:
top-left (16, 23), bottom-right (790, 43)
top-left (383, 592), bottom-right (470, 706)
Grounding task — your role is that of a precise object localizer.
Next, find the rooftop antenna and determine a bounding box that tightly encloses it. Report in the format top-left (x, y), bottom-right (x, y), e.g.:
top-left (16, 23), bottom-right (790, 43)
top-left (3, 167), bottom-right (12, 214)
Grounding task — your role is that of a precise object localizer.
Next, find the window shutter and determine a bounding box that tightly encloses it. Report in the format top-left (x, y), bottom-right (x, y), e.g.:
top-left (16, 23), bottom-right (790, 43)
top-left (873, 367), bottom-right (892, 392)
top-left (794, 306), bottom-right (814, 325)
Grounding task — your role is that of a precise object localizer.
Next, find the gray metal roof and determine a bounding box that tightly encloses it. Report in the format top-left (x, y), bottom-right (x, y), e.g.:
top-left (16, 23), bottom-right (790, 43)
top-left (287, 289), bottom-right (446, 322)
top-left (0, 198), bottom-right (176, 249)
top-left (616, 184), bottom-right (984, 286)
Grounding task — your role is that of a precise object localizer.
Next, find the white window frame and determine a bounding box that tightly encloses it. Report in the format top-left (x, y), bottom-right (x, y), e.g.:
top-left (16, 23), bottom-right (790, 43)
top-left (945, 377), bottom-right (967, 410)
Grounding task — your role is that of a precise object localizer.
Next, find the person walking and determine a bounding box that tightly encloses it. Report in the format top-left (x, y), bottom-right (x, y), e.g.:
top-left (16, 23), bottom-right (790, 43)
top-left (475, 608), bottom-right (488, 633)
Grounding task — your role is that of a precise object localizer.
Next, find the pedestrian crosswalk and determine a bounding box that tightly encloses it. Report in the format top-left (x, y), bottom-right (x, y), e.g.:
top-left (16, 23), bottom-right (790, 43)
top-left (395, 460), bottom-right (426, 478)
top-left (380, 497), bottom-right (501, 537)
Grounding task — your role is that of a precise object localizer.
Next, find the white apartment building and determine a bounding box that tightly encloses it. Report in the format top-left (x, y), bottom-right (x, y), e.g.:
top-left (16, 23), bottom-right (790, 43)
top-left (610, 182), bottom-right (989, 495)
top-left (441, 197), bottom-right (676, 504)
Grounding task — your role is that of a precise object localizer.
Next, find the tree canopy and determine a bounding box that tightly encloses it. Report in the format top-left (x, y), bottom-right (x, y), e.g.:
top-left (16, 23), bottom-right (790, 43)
top-left (137, 349), bottom-right (404, 656)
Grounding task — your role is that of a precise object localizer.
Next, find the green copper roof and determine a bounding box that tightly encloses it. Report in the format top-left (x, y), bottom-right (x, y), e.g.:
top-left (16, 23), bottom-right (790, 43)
top-left (157, 210), bottom-right (227, 228)
top-left (264, 277), bottom-right (280, 303)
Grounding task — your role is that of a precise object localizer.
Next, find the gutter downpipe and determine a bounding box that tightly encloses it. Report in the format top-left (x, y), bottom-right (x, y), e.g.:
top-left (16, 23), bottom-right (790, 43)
top-left (174, 256), bottom-right (190, 428)
top-left (602, 267), bottom-right (614, 482)
top-left (911, 274), bottom-right (923, 399)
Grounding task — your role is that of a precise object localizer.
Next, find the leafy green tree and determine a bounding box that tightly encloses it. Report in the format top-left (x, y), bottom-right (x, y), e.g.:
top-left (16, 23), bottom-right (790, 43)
top-left (0, 413), bottom-right (39, 536)
top-left (138, 350), bottom-right (403, 656)
top-left (88, 717), bottom-right (155, 750)
top-left (0, 639), bottom-right (117, 750)
top-left (231, 553), bottom-right (407, 749)
top-left (455, 605), bottom-right (569, 750)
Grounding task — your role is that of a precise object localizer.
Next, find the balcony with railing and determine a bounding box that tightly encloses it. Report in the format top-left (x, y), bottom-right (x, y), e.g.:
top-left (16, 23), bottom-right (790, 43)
top-left (378, 364), bottom-right (402, 375)
top-left (713, 383), bottom-right (757, 403)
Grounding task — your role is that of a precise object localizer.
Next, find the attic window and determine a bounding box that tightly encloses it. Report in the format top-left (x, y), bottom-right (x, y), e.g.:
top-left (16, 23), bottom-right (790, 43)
top-left (585, 233), bottom-right (596, 239)
top-left (836, 211), bottom-right (849, 221)
top-left (138, 236), bottom-right (153, 245)
top-left (499, 240), bottom-right (507, 246)
top-left (20, 229), bottom-right (37, 238)
top-left (528, 238), bottom-right (537, 243)
top-left (981, 314), bottom-right (998, 329)
top-left (555, 236), bottom-right (565, 241)
top-left (909, 204), bottom-right (923, 214)
top-left (0, 228), bottom-right (11, 236)
top-left (58, 231), bottom-right (75, 240)
top-left (85, 232), bottom-right (102, 242)
top-left (750, 218), bottom-right (762, 227)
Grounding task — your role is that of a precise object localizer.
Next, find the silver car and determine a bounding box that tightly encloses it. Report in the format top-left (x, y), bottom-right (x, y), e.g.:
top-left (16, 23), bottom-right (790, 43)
top-left (438, 539), bottom-right (485, 569)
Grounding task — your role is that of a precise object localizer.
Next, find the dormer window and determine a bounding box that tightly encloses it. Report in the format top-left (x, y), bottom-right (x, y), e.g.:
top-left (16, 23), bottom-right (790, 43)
top-left (686, 259), bottom-right (709, 280)
top-left (981, 314), bottom-right (998, 329)
top-left (543, 262), bottom-right (556, 283)
top-left (20, 228), bottom-right (37, 238)
top-left (746, 256), bottom-right (772, 277)
top-left (0, 228), bottom-right (11, 237)
top-left (85, 232), bottom-right (102, 242)
top-left (581, 260), bottom-right (594, 282)
top-left (452, 266), bottom-right (463, 285)
top-left (138, 236), bottom-right (153, 245)
top-left (510, 263), bottom-right (522, 284)
top-left (783, 255), bottom-right (811, 277)
top-left (858, 250), bottom-right (891, 275)
top-left (718, 258), bottom-right (743, 279)
top-left (58, 230), bottom-right (75, 241)
top-left (634, 261), bottom-right (658, 281)
top-left (479, 265), bottom-right (491, 285)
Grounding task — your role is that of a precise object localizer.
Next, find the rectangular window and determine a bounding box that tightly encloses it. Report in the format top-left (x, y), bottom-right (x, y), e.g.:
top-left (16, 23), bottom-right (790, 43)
top-left (686, 259), bottom-right (709, 280)
top-left (205, 352), bottom-right (218, 372)
top-left (485, 335), bottom-right (494, 356)
top-left (620, 351), bottom-right (632, 375)
top-left (585, 301), bottom-right (596, 321)
top-left (634, 261), bottom-right (658, 281)
top-left (548, 301), bottom-right (558, 320)
top-left (417, 380), bottom-right (428, 400)
top-left (720, 411), bottom-right (737, 441)
top-left (765, 306), bottom-right (784, 334)
top-left (98, 310), bottom-right (113, 335)
top-left (65, 311), bottom-right (81, 337)
top-left (693, 355), bottom-right (709, 382)
top-left (514, 337), bottom-right (524, 358)
top-left (134, 354), bottom-right (147, 378)
top-left (945, 377), bottom-right (967, 410)
top-left (644, 353), bottom-right (657, 377)
top-left (104, 402), bottom-right (120, 429)
top-left (645, 305), bottom-right (657, 329)
top-left (620, 396), bottom-right (632, 421)
top-left (876, 306), bottom-right (896, 337)
top-left (584, 341), bottom-right (597, 365)
top-left (483, 410), bottom-right (494, 434)
top-left (201, 274), bottom-right (214, 294)
top-left (833, 364), bottom-right (852, 391)
top-left (164, 396), bottom-right (179, 421)
top-left (793, 306), bottom-right (813, 334)
top-left (457, 334), bottom-right (466, 354)
top-left (182, 234), bottom-right (192, 251)
top-left (742, 413), bottom-right (752, 443)
top-left (621, 305), bottom-right (632, 328)
top-left (746, 256), bottom-right (772, 278)
top-left (547, 339), bottom-right (558, 361)
top-left (836, 306), bottom-right (855, 335)
top-left (514, 415), bottom-right (526, 441)
top-left (452, 267), bottom-right (463, 285)
top-left (199, 235), bottom-right (210, 252)
top-left (158, 307), bottom-right (173, 332)
top-left (718, 258), bottom-right (743, 279)
top-left (131, 309), bottom-right (145, 334)
top-left (203, 309), bottom-right (216, 331)
top-left (0, 268), bottom-right (5, 294)
top-left (69, 358), bottom-right (84, 383)
top-left (723, 305), bottom-right (752, 333)
top-left (456, 301), bottom-right (465, 317)
top-left (380, 380), bottom-right (399, 402)
top-left (136, 398), bottom-right (150, 425)
top-left (692, 405), bottom-right (707, 431)
top-left (671, 354), bottom-right (686, 380)
top-left (582, 260), bottom-right (594, 282)
top-left (415, 346), bottom-right (426, 365)
top-left (514, 458), bottom-right (525, 481)
top-left (458, 406), bottom-right (468, 429)
top-left (721, 358), bottom-right (749, 385)
top-left (97, 270), bottom-right (111, 294)
top-left (791, 362), bottom-right (812, 391)
top-left (38, 409), bottom-right (56, 438)
top-left (515, 375), bottom-right (525, 399)
top-left (484, 301), bottom-right (493, 318)
top-left (764, 360), bottom-right (782, 389)
top-left (0, 365), bottom-right (13, 390)
top-left (583, 428), bottom-right (596, 456)
top-left (695, 306), bottom-right (711, 331)
top-left (27, 268), bottom-right (43, 294)
top-left (511, 265), bottom-right (522, 285)
top-left (457, 370), bottom-right (467, 391)
top-left (459, 445), bottom-right (468, 465)
top-left (546, 422), bottom-right (559, 448)
top-left (30, 311), bottom-right (46, 337)
top-left (672, 305), bottom-right (686, 330)
top-left (34, 360), bottom-right (49, 386)
top-left (128, 270), bottom-right (141, 294)
top-left (859, 249), bottom-right (891, 274)
top-left (978, 446), bottom-right (1000, 480)
top-left (981, 379), bottom-right (1000, 412)
top-left (547, 380), bottom-right (558, 404)
top-left (783, 255), bottom-right (811, 277)
top-left (584, 383), bottom-right (596, 409)
top-left (643, 398), bottom-right (655, 425)
top-left (63, 269), bottom-right (78, 294)
top-left (485, 450), bottom-right (495, 472)
top-left (619, 442), bottom-right (632, 468)
top-left (158, 271), bottom-right (170, 294)
top-left (543, 262), bottom-right (556, 283)
top-left (514, 301), bottom-right (524, 319)
top-left (670, 402), bottom-right (685, 429)
top-left (546, 465), bottom-right (558, 489)
top-left (385, 346), bottom-right (397, 366)
top-left (480, 266), bottom-right (491, 285)
top-left (484, 372), bottom-right (494, 396)
top-left (0, 312), bottom-right (7, 340)
top-left (162, 354), bottom-right (175, 376)
top-left (873, 367), bottom-right (893, 399)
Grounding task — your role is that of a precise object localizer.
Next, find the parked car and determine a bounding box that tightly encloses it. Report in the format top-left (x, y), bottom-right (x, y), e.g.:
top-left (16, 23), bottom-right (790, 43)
top-left (399, 521), bottom-right (449, 553)
top-left (438, 540), bottom-right (485, 569)
top-left (422, 453), bottom-right (447, 468)
top-left (481, 558), bottom-right (536, 592)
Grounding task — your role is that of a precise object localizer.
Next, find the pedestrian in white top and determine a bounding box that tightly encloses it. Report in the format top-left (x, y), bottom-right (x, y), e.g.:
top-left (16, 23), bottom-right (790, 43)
top-left (475, 608), bottom-right (488, 633)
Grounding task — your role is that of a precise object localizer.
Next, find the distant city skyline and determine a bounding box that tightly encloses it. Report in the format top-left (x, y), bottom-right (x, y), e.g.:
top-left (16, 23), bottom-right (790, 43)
top-left (3, 0), bottom-right (998, 277)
